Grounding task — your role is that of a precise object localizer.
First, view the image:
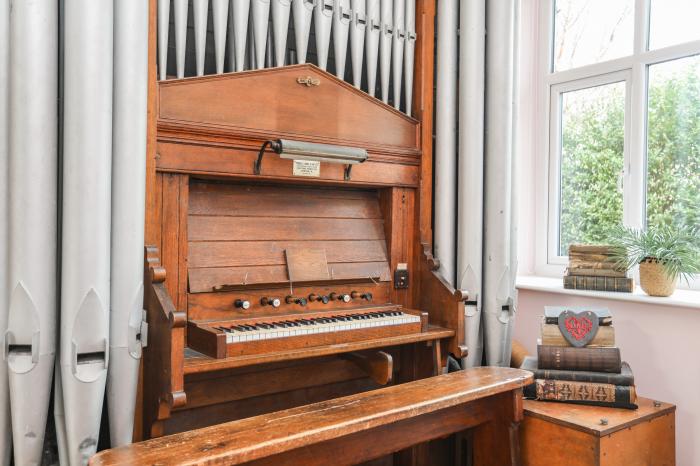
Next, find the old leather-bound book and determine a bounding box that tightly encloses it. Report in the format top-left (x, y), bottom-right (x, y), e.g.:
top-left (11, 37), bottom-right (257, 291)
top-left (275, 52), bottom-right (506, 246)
top-left (540, 322), bottom-right (615, 347)
top-left (524, 379), bottom-right (638, 409)
top-left (537, 345), bottom-right (622, 373)
top-left (520, 356), bottom-right (634, 386)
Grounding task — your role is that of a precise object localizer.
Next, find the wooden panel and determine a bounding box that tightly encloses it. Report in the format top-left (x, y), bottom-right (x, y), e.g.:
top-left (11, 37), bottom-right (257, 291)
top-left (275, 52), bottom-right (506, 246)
top-left (187, 283), bottom-right (391, 320)
top-left (189, 240), bottom-right (388, 268)
top-left (182, 358), bottom-right (370, 410)
top-left (189, 182), bottom-right (383, 218)
top-left (158, 64), bottom-right (419, 152)
top-left (189, 216), bottom-right (385, 242)
top-left (188, 262), bottom-right (392, 292)
top-left (156, 142), bottom-right (421, 187)
top-left (187, 182), bottom-right (391, 291)
top-left (601, 412), bottom-right (675, 466)
top-left (521, 415), bottom-right (598, 466)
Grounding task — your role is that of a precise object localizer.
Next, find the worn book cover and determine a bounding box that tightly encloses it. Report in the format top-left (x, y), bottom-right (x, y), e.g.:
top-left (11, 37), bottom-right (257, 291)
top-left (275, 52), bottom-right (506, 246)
top-left (568, 244), bottom-right (613, 255)
top-left (544, 306), bottom-right (613, 326)
top-left (563, 275), bottom-right (634, 293)
top-left (537, 345), bottom-right (622, 373)
top-left (567, 267), bottom-right (627, 278)
top-left (541, 322), bottom-right (615, 347)
top-left (520, 356), bottom-right (634, 386)
top-left (524, 379), bottom-right (638, 409)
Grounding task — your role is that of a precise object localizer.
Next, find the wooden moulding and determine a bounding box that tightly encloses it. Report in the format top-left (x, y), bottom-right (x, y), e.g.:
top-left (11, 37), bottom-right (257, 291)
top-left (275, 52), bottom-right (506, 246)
top-left (143, 246), bottom-right (187, 438)
top-left (419, 243), bottom-right (468, 360)
top-left (340, 351), bottom-right (394, 386)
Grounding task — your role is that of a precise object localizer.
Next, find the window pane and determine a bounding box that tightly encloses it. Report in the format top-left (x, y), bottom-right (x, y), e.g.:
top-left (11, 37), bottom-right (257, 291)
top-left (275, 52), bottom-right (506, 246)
top-left (649, 0), bottom-right (700, 50)
top-left (559, 82), bottom-right (626, 255)
top-left (553, 0), bottom-right (634, 71)
top-left (646, 55), bottom-right (700, 231)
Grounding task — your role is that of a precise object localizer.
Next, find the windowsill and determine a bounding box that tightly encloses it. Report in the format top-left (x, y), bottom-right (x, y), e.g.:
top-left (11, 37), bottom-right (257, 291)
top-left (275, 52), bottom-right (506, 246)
top-left (516, 275), bottom-right (700, 309)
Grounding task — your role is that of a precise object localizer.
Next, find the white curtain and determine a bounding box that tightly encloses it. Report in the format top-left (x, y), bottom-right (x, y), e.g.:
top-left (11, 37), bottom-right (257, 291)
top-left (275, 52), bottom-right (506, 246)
top-left (434, 0), bottom-right (519, 368)
top-left (1, 1), bottom-right (148, 464)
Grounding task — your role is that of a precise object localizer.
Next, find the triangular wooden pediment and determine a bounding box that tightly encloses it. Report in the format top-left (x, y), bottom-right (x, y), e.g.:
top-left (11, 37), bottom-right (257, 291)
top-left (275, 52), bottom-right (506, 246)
top-left (158, 64), bottom-right (419, 153)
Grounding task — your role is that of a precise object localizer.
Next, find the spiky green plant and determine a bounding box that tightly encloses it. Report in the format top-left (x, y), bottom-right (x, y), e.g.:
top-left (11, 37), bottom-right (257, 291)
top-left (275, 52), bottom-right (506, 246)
top-left (607, 224), bottom-right (700, 282)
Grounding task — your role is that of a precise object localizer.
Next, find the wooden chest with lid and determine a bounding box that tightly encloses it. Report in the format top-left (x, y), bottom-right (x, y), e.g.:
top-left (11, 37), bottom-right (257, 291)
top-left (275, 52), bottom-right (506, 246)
top-left (521, 397), bottom-right (675, 466)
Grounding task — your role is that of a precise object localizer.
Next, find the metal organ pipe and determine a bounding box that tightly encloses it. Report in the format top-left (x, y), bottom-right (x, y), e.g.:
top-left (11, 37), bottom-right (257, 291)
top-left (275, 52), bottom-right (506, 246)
top-left (292, 0), bottom-right (314, 64)
top-left (349, 0), bottom-right (366, 88)
top-left (174, 0), bottom-right (188, 78)
top-left (212, 0), bottom-right (229, 73)
top-left (230, 0), bottom-right (251, 72)
top-left (403, 0), bottom-right (416, 115)
top-left (252, 0), bottom-right (271, 69)
top-left (7, 0), bottom-right (58, 463)
top-left (314, 0), bottom-right (333, 70)
top-left (458, 0), bottom-right (486, 368)
top-left (61, 0), bottom-right (113, 463)
top-left (194, 0), bottom-right (208, 76)
top-left (0, 0), bottom-right (10, 462)
top-left (391, 0), bottom-right (404, 110)
top-left (157, 0), bottom-right (170, 79)
top-left (108, 0), bottom-right (148, 448)
top-left (434, 0), bottom-right (457, 288)
top-left (333, 0), bottom-right (351, 79)
top-left (364, 0), bottom-right (380, 96)
top-left (272, 0), bottom-right (292, 67)
top-left (482, 0), bottom-right (516, 367)
top-left (379, 0), bottom-right (392, 104)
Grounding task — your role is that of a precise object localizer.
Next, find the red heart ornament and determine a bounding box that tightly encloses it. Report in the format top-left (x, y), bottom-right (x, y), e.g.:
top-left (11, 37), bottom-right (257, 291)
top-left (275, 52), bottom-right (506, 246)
top-left (557, 310), bottom-right (599, 347)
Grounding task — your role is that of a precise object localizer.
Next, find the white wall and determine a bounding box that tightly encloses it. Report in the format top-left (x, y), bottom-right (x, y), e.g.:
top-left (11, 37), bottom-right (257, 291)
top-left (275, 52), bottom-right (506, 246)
top-left (514, 289), bottom-right (700, 465)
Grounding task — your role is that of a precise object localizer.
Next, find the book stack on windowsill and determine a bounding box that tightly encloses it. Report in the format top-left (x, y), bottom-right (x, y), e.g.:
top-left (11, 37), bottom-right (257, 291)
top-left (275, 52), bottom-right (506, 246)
top-left (522, 306), bottom-right (638, 409)
top-left (563, 244), bottom-right (634, 293)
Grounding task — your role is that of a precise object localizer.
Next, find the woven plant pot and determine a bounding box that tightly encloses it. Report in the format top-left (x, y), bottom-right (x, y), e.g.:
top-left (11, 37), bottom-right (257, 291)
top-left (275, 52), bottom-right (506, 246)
top-left (639, 259), bottom-right (676, 297)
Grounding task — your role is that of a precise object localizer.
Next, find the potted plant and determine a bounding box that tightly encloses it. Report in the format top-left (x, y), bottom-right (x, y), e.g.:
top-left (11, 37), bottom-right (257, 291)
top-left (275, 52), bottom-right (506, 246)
top-left (608, 224), bottom-right (700, 297)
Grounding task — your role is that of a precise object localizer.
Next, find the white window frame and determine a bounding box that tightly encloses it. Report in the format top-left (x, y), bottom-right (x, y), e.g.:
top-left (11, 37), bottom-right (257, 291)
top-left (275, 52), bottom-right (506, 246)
top-left (533, 0), bottom-right (700, 289)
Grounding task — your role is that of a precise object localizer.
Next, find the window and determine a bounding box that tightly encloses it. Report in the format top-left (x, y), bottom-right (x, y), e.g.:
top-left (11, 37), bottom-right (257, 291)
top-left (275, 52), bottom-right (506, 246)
top-left (535, 0), bottom-right (700, 288)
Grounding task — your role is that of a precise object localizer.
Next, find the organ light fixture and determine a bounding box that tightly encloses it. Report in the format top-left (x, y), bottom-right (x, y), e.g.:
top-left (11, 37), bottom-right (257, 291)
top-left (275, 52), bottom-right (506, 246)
top-left (254, 138), bottom-right (368, 180)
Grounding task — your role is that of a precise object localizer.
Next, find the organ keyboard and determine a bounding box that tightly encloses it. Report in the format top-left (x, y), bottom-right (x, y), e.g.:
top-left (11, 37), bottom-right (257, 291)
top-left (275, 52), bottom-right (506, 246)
top-left (188, 304), bottom-right (428, 358)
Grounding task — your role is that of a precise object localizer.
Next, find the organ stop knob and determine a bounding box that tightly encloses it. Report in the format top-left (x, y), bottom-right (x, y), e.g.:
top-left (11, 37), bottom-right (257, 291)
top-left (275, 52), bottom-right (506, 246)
top-left (309, 293), bottom-right (330, 304)
top-left (234, 299), bottom-right (251, 310)
top-left (286, 295), bottom-right (308, 306)
top-left (260, 297), bottom-right (281, 308)
top-left (330, 292), bottom-right (351, 303)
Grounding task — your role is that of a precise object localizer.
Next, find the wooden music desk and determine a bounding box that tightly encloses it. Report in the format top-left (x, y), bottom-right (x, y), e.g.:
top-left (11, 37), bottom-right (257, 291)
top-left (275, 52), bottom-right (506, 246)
top-left (91, 367), bottom-right (533, 466)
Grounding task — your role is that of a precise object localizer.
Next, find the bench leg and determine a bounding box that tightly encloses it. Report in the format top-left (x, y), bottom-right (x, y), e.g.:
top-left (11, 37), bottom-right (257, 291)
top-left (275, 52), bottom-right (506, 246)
top-left (472, 390), bottom-right (523, 466)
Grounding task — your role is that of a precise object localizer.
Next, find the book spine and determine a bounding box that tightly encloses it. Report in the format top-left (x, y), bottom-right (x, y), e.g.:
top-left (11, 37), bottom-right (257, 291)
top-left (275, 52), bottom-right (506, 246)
top-left (568, 244), bottom-right (612, 255)
top-left (524, 380), bottom-right (637, 409)
top-left (530, 367), bottom-right (634, 386)
top-left (541, 323), bottom-right (615, 347)
top-left (537, 345), bottom-right (622, 373)
top-left (567, 267), bottom-right (627, 278)
top-left (568, 259), bottom-right (619, 270)
top-left (563, 275), bottom-right (633, 293)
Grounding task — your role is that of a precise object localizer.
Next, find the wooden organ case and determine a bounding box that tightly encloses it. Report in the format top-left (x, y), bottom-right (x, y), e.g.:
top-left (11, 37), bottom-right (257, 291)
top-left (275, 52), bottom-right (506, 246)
top-left (141, 1), bottom-right (467, 450)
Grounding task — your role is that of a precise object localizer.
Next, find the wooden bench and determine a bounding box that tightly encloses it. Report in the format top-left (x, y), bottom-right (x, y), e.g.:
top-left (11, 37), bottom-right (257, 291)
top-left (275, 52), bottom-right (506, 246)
top-left (91, 367), bottom-right (533, 466)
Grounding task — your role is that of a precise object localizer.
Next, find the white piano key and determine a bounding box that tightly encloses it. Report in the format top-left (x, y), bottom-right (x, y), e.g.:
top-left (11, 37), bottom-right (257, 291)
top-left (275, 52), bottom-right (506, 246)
top-left (332, 0), bottom-right (351, 79)
top-left (193, 0), bottom-right (208, 76)
top-left (174, 0), bottom-right (188, 78)
top-left (365, 0), bottom-right (380, 96)
top-left (314, 0), bottom-right (333, 70)
top-left (379, 0), bottom-right (393, 103)
top-left (292, 0), bottom-right (314, 64)
top-left (212, 0), bottom-right (229, 73)
top-left (349, 0), bottom-right (366, 87)
top-left (391, 0), bottom-right (404, 110)
top-left (403, 0), bottom-right (415, 115)
top-left (252, 0), bottom-right (270, 69)
top-left (158, 0), bottom-right (170, 80)
top-left (229, 0), bottom-right (251, 71)
top-left (272, 0), bottom-right (291, 67)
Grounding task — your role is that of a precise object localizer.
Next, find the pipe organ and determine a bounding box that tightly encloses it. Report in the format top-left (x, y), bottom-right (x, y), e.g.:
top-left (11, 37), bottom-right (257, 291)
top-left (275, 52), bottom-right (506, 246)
top-left (156, 0), bottom-right (417, 115)
top-left (142, 1), bottom-right (468, 462)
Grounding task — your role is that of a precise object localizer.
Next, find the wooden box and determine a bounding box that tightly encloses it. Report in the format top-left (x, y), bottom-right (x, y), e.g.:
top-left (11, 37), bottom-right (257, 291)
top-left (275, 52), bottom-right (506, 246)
top-left (521, 397), bottom-right (675, 466)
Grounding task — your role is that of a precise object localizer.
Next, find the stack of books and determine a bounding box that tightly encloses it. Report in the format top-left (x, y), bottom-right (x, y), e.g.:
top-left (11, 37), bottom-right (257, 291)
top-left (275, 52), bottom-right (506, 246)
top-left (522, 306), bottom-right (638, 409)
top-left (563, 244), bottom-right (634, 293)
